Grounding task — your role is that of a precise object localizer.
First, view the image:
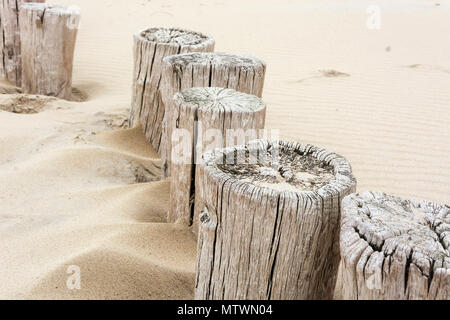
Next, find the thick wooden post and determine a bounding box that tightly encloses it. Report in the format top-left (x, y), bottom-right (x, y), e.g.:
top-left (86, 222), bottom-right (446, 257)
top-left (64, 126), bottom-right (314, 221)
top-left (169, 87), bottom-right (266, 228)
top-left (161, 52), bottom-right (266, 176)
top-left (340, 192), bottom-right (450, 300)
top-left (195, 140), bottom-right (356, 300)
top-left (19, 3), bottom-right (80, 100)
top-left (0, 0), bottom-right (45, 85)
top-left (129, 27), bottom-right (215, 151)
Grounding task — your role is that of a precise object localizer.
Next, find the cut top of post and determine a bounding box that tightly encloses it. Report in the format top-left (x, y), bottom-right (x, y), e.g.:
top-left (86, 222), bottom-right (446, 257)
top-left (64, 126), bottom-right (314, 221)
top-left (342, 192), bottom-right (450, 271)
top-left (137, 27), bottom-right (214, 48)
top-left (164, 52), bottom-right (266, 70)
top-left (21, 3), bottom-right (80, 16)
top-left (202, 140), bottom-right (356, 195)
top-left (175, 87), bottom-right (265, 114)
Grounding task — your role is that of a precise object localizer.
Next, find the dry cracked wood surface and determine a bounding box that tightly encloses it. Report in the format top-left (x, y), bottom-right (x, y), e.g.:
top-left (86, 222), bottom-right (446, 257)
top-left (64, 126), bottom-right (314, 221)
top-left (168, 87), bottom-right (266, 228)
top-left (195, 140), bottom-right (356, 300)
top-left (341, 191), bottom-right (450, 300)
top-left (0, 0), bottom-right (45, 85)
top-left (161, 52), bottom-right (266, 176)
top-left (129, 27), bottom-right (215, 152)
top-left (19, 3), bottom-right (80, 99)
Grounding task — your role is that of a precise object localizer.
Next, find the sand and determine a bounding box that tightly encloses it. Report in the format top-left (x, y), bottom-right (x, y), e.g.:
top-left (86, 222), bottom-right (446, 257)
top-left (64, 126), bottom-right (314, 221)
top-left (0, 0), bottom-right (448, 299)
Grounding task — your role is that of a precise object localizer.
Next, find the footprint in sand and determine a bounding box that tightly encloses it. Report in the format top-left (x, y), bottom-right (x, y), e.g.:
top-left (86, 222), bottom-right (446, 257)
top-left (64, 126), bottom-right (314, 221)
top-left (93, 111), bottom-right (130, 130)
top-left (296, 69), bottom-right (350, 83)
top-left (319, 69), bottom-right (350, 77)
top-left (405, 64), bottom-right (450, 74)
top-left (0, 94), bottom-right (56, 114)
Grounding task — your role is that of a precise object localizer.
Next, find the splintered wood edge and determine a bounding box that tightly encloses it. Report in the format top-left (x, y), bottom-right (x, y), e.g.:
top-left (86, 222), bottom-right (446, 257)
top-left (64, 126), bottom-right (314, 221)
top-left (135, 27), bottom-right (214, 49)
top-left (341, 191), bottom-right (450, 282)
top-left (21, 3), bottom-right (80, 16)
top-left (173, 87), bottom-right (265, 113)
top-left (201, 139), bottom-right (356, 197)
top-left (163, 52), bottom-right (266, 70)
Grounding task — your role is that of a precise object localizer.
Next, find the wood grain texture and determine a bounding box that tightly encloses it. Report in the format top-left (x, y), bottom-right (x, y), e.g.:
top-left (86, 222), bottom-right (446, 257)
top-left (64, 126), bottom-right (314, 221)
top-left (169, 87), bottom-right (266, 229)
top-left (341, 192), bottom-right (450, 300)
top-left (195, 140), bottom-right (356, 300)
top-left (129, 27), bottom-right (215, 151)
top-left (161, 52), bottom-right (266, 176)
top-left (19, 3), bottom-right (79, 99)
top-left (0, 0), bottom-right (45, 85)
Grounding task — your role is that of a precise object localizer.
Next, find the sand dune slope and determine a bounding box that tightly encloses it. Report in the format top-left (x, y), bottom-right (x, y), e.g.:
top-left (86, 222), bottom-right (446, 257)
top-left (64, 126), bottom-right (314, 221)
top-left (0, 90), bottom-right (196, 299)
top-left (0, 0), bottom-right (449, 299)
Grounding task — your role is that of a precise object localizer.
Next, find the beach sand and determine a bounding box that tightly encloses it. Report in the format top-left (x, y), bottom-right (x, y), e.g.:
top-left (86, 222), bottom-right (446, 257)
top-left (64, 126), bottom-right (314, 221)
top-left (0, 0), bottom-right (448, 299)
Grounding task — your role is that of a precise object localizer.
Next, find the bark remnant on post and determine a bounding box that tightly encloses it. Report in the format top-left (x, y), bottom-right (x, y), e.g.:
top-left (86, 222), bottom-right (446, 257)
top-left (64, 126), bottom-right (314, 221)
top-left (0, 0), bottom-right (45, 85)
top-left (169, 87), bottom-right (266, 228)
top-left (341, 192), bottom-right (450, 300)
top-left (129, 27), bottom-right (215, 150)
top-left (195, 140), bottom-right (356, 300)
top-left (161, 52), bottom-right (266, 176)
top-left (19, 3), bottom-right (80, 100)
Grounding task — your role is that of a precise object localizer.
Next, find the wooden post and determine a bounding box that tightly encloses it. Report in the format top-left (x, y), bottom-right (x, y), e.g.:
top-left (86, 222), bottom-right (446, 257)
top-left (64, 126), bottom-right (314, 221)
top-left (340, 192), bottom-right (450, 300)
top-left (195, 140), bottom-right (357, 300)
top-left (169, 87), bottom-right (266, 229)
top-left (19, 3), bottom-right (80, 100)
top-left (0, 0), bottom-right (45, 85)
top-left (129, 27), bottom-right (215, 151)
top-left (161, 52), bottom-right (266, 176)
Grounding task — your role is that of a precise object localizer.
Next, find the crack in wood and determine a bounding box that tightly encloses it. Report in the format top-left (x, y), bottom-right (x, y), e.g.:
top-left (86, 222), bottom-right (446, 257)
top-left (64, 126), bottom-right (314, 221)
top-left (195, 140), bottom-right (356, 299)
top-left (341, 192), bottom-right (449, 299)
top-left (20, 3), bottom-right (79, 99)
top-left (129, 27), bottom-right (214, 153)
top-left (160, 52), bottom-right (266, 177)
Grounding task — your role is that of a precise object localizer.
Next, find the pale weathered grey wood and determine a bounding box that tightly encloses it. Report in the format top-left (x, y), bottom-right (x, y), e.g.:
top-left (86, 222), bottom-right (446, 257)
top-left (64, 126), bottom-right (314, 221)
top-left (169, 87), bottom-right (266, 228)
top-left (0, 0), bottom-right (45, 85)
top-left (161, 52), bottom-right (266, 176)
top-left (19, 3), bottom-right (80, 99)
top-left (341, 192), bottom-right (450, 300)
top-left (129, 27), bottom-right (215, 151)
top-left (195, 140), bottom-right (357, 300)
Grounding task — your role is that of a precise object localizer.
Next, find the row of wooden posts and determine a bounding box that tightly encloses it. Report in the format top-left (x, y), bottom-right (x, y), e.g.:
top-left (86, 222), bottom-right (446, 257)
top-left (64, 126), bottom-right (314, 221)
top-left (1, 2), bottom-right (448, 300)
top-left (129, 26), bottom-right (450, 300)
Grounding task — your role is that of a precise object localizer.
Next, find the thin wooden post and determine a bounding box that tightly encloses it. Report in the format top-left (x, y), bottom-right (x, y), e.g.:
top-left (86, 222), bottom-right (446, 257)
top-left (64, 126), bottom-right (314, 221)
top-left (195, 140), bottom-right (356, 300)
top-left (161, 52), bottom-right (266, 176)
top-left (340, 192), bottom-right (450, 300)
top-left (129, 27), bottom-right (215, 150)
top-left (0, 0), bottom-right (45, 85)
top-left (19, 3), bottom-right (80, 100)
top-left (169, 87), bottom-right (266, 228)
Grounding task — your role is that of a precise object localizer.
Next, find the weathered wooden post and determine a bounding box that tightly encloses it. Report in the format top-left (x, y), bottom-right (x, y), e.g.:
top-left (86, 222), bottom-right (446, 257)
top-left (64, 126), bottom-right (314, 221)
top-left (195, 140), bottom-right (356, 300)
top-left (340, 192), bottom-right (450, 300)
top-left (161, 52), bottom-right (266, 176)
top-left (0, 0), bottom-right (45, 85)
top-left (169, 87), bottom-right (266, 228)
top-left (129, 27), bottom-right (215, 149)
top-left (19, 3), bottom-right (80, 100)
